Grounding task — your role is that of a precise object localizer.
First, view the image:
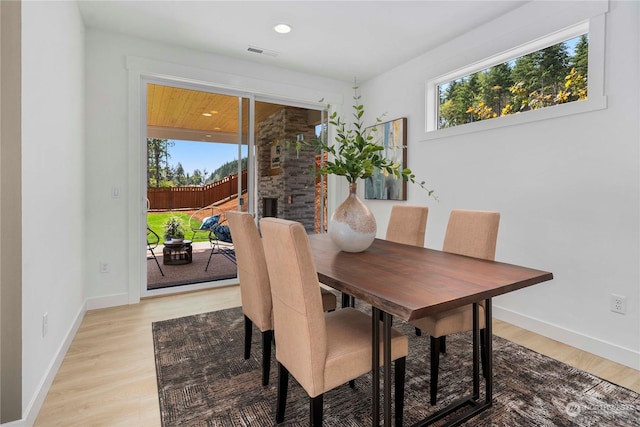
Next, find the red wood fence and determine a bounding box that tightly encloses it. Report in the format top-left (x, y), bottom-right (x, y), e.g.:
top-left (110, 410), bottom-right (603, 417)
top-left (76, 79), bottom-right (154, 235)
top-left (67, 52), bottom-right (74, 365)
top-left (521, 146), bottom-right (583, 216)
top-left (147, 170), bottom-right (248, 210)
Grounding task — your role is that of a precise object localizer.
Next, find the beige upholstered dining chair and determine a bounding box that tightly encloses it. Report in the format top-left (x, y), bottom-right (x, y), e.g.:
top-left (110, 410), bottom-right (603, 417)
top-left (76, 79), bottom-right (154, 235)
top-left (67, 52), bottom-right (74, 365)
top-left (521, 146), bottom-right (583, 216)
top-left (343, 205), bottom-right (428, 308)
top-left (410, 209), bottom-right (500, 405)
top-left (259, 217), bottom-right (409, 427)
top-left (385, 205), bottom-right (429, 246)
top-left (226, 211), bottom-right (336, 387)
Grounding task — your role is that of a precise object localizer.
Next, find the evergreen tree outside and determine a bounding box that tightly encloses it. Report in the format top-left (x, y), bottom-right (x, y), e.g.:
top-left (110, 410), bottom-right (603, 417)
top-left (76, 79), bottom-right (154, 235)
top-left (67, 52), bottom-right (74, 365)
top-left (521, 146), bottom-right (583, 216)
top-left (147, 139), bottom-right (246, 188)
top-left (438, 34), bottom-right (588, 128)
top-left (572, 34), bottom-right (589, 78)
top-left (147, 138), bottom-right (174, 188)
top-left (174, 162), bottom-right (187, 186)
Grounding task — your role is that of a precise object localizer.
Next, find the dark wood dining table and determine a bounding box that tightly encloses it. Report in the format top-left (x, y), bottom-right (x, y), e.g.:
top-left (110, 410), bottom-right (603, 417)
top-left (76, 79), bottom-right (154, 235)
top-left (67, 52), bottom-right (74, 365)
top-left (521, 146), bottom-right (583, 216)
top-left (308, 234), bottom-right (554, 427)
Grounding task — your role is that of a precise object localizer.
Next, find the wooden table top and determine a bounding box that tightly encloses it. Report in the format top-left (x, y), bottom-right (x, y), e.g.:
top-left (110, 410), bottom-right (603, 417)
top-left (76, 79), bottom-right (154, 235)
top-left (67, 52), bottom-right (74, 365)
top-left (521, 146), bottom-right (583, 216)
top-left (308, 234), bottom-right (553, 322)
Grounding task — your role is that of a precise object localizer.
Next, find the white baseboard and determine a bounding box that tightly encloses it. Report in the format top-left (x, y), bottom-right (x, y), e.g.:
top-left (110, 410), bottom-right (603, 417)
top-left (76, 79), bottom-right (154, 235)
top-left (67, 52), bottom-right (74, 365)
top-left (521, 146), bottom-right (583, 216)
top-left (18, 301), bottom-right (87, 427)
top-left (493, 304), bottom-right (640, 370)
top-left (85, 292), bottom-right (130, 310)
top-left (0, 419), bottom-right (24, 427)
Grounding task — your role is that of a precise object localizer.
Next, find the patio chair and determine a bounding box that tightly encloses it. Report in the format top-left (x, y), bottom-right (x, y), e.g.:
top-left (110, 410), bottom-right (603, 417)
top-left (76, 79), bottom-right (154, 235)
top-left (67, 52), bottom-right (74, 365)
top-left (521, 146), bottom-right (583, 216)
top-left (188, 205), bottom-right (224, 241)
top-left (147, 225), bottom-right (164, 276)
top-left (204, 210), bottom-right (234, 271)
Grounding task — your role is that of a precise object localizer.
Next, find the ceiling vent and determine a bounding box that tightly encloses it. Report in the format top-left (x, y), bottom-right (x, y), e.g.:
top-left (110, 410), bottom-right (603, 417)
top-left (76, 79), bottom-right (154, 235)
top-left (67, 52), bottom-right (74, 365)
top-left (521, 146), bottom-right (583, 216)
top-left (247, 46), bottom-right (279, 57)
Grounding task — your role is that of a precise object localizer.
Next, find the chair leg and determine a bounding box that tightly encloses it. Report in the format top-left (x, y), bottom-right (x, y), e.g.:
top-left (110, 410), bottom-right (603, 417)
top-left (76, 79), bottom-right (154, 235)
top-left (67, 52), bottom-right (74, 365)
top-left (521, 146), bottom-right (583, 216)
top-left (310, 394), bottom-right (323, 427)
top-left (149, 247), bottom-right (164, 276)
top-left (243, 316), bottom-right (252, 360)
top-left (341, 293), bottom-right (354, 308)
top-left (480, 328), bottom-right (488, 379)
top-left (349, 379), bottom-right (355, 388)
top-left (394, 357), bottom-right (406, 427)
top-left (430, 336), bottom-right (440, 405)
top-left (262, 330), bottom-right (273, 386)
top-left (204, 238), bottom-right (220, 272)
top-left (205, 246), bottom-right (215, 271)
top-left (276, 363), bottom-right (289, 424)
top-left (415, 327), bottom-right (422, 336)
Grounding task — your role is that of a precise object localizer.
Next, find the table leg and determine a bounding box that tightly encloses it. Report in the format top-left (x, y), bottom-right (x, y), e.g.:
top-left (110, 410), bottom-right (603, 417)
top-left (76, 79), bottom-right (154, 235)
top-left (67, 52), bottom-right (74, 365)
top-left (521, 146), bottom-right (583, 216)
top-left (410, 299), bottom-right (494, 427)
top-left (472, 302), bottom-right (479, 399)
top-left (383, 312), bottom-right (392, 426)
top-left (372, 307), bottom-right (380, 426)
top-left (485, 298), bottom-right (493, 402)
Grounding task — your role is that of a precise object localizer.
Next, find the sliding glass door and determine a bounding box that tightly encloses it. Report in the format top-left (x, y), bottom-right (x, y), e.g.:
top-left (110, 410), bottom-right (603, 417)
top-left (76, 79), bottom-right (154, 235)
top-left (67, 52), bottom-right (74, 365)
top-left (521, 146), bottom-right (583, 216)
top-left (144, 82), bottom-right (252, 296)
top-left (142, 80), bottom-right (327, 296)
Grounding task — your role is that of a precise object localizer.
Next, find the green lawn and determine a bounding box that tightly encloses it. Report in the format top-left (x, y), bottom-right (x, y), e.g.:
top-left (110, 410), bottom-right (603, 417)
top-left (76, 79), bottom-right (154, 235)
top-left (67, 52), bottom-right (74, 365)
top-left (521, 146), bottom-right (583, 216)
top-left (147, 212), bottom-right (210, 243)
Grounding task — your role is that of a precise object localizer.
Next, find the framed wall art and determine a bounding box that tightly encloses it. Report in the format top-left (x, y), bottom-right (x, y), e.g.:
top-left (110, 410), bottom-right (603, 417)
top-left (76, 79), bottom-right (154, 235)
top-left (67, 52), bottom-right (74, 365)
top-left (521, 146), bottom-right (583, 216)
top-left (364, 117), bottom-right (407, 200)
top-left (270, 140), bottom-right (281, 175)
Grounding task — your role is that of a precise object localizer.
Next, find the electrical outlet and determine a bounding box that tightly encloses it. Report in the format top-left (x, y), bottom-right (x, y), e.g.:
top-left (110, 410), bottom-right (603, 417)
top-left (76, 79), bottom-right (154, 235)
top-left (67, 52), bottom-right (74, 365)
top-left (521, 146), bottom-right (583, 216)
top-left (42, 312), bottom-right (49, 337)
top-left (99, 261), bottom-right (110, 273)
top-left (610, 294), bottom-right (627, 314)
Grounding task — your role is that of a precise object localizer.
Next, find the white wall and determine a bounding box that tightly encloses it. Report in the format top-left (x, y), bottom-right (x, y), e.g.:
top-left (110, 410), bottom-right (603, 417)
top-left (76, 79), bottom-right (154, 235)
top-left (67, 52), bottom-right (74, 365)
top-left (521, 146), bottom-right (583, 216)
top-left (83, 29), bottom-right (350, 306)
top-left (21, 1), bottom-right (86, 424)
top-left (362, 1), bottom-right (639, 368)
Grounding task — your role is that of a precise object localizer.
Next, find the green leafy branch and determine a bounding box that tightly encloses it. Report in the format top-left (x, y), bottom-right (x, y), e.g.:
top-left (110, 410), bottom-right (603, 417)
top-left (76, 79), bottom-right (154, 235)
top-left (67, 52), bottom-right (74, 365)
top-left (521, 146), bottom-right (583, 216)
top-left (302, 87), bottom-right (435, 199)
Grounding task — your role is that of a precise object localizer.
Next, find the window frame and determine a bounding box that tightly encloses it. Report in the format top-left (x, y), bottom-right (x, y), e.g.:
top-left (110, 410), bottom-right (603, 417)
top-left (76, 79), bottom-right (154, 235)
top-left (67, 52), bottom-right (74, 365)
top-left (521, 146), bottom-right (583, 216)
top-left (425, 15), bottom-right (606, 139)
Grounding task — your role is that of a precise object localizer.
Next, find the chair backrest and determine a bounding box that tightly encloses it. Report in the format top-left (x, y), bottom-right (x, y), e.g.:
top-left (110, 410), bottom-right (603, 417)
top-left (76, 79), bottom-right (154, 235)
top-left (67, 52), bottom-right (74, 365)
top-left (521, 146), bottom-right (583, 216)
top-left (226, 211), bottom-right (272, 331)
top-left (147, 226), bottom-right (160, 248)
top-left (442, 209), bottom-right (500, 260)
top-left (385, 205), bottom-right (428, 247)
top-left (259, 217), bottom-right (327, 394)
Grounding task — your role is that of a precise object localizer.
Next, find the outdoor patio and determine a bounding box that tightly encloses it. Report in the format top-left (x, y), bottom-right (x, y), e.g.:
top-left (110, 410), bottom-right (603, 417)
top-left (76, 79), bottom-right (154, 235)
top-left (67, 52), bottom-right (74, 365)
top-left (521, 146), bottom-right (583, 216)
top-left (147, 241), bottom-right (237, 290)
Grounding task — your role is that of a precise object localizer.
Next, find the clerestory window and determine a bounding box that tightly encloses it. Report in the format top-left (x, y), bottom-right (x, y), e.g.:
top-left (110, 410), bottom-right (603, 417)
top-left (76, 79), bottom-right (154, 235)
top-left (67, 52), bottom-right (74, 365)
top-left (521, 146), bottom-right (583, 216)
top-left (438, 33), bottom-right (588, 129)
top-left (425, 15), bottom-right (606, 137)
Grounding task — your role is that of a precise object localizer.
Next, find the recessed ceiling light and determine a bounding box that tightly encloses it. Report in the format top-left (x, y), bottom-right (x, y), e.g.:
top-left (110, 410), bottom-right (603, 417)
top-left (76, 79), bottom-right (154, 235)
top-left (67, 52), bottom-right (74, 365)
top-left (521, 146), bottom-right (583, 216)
top-left (202, 112), bottom-right (212, 117)
top-left (210, 110), bottom-right (218, 114)
top-left (274, 24), bottom-right (292, 34)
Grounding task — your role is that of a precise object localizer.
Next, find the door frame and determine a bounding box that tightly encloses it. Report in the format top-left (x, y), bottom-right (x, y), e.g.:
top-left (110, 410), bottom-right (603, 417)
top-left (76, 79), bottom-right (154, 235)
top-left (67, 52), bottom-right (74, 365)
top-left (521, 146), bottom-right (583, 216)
top-left (140, 78), bottom-right (255, 298)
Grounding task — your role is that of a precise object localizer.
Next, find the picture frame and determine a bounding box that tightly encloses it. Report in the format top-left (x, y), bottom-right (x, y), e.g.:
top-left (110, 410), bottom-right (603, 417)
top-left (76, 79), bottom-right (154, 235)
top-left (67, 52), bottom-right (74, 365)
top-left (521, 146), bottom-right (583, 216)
top-left (270, 141), bottom-right (281, 175)
top-left (364, 117), bottom-right (407, 200)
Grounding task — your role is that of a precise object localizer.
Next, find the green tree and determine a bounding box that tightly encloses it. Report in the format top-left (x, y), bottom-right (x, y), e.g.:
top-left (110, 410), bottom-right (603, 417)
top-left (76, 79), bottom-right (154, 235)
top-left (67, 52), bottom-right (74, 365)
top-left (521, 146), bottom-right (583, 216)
top-left (191, 169), bottom-right (204, 186)
top-left (439, 77), bottom-right (478, 127)
top-left (572, 34), bottom-right (589, 78)
top-left (512, 53), bottom-right (539, 92)
top-left (174, 162), bottom-right (187, 186)
top-left (147, 138), bottom-right (174, 188)
top-left (484, 63), bottom-right (513, 114)
top-left (538, 43), bottom-right (570, 95)
top-left (211, 158), bottom-right (247, 181)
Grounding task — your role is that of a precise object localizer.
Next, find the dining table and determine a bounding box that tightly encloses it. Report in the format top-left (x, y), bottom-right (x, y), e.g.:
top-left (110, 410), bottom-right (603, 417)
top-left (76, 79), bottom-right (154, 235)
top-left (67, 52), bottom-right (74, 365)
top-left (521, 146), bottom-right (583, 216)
top-left (308, 234), bottom-right (554, 427)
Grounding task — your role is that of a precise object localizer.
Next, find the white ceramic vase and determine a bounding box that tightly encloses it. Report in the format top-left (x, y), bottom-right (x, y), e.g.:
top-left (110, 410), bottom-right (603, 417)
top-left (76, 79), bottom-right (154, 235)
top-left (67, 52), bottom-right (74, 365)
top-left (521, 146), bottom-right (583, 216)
top-left (328, 182), bottom-right (376, 252)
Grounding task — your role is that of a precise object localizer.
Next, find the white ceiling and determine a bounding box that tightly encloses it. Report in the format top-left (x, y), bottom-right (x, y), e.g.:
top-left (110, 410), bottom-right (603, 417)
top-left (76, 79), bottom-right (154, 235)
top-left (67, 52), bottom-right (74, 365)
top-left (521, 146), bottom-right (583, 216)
top-left (77, 0), bottom-right (528, 83)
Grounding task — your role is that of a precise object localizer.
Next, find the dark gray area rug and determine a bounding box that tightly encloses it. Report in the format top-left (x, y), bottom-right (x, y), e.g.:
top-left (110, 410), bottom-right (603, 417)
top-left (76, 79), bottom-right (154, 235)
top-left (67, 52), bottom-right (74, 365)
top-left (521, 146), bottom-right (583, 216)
top-left (152, 306), bottom-right (639, 426)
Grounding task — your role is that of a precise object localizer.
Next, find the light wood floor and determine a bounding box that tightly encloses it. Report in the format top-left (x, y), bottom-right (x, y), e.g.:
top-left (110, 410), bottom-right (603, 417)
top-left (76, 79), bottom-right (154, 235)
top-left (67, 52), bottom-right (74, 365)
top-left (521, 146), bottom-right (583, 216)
top-left (35, 286), bottom-right (640, 427)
